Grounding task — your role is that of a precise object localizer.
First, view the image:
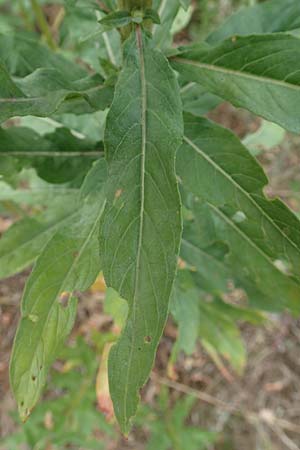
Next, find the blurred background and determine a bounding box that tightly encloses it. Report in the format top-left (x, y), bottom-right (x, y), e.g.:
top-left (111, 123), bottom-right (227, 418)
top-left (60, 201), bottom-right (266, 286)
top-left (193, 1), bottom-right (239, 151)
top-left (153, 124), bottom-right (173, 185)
top-left (1, 0), bottom-right (300, 449)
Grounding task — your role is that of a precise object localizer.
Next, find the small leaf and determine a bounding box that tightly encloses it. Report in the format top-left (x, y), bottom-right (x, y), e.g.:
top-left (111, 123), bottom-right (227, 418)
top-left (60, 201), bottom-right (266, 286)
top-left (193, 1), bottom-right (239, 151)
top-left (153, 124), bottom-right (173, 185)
top-left (143, 9), bottom-right (160, 25)
top-left (98, 11), bottom-right (132, 30)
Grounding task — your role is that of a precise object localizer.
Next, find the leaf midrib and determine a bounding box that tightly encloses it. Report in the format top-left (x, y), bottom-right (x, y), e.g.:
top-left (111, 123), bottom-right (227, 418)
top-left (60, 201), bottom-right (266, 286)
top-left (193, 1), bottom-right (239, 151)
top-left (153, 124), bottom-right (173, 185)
top-left (174, 57), bottom-right (300, 92)
top-left (123, 25), bottom-right (147, 426)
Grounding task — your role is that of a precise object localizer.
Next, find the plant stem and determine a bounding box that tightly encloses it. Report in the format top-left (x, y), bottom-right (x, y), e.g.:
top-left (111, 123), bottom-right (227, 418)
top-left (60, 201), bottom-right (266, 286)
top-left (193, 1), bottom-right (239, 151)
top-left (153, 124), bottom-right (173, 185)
top-left (117, 0), bottom-right (152, 10)
top-left (30, 0), bottom-right (57, 50)
top-left (18, 0), bottom-right (34, 31)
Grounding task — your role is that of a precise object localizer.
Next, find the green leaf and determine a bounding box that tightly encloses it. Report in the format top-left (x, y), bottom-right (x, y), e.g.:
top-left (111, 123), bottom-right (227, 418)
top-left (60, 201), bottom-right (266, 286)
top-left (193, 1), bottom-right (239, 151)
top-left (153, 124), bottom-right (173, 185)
top-left (10, 159), bottom-right (107, 422)
top-left (100, 28), bottom-right (183, 433)
top-left (171, 279), bottom-right (200, 355)
top-left (207, 0), bottom-right (300, 44)
top-left (152, 0), bottom-right (182, 49)
top-left (0, 126), bottom-right (103, 183)
top-left (143, 8), bottom-right (160, 25)
top-left (180, 195), bottom-right (275, 309)
top-left (0, 68), bottom-right (113, 123)
top-left (180, 81), bottom-right (221, 116)
top-left (0, 59), bottom-right (23, 98)
top-left (198, 299), bottom-right (246, 374)
top-left (172, 34), bottom-right (300, 133)
top-left (0, 32), bottom-right (87, 79)
top-left (0, 207), bottom-right (77, 280)
top-left (62, 7), bottom-right (121, 74)
top-left (143, 391), bottom-right (217, 450)
top-left (172, 271), bottom-right (263, 372)
top-left (99, 11), bottom-right (133, 30)
top-left (177, 115), bottom-right (300, 313)
top-left (179, 0), bottom-right (191, 11)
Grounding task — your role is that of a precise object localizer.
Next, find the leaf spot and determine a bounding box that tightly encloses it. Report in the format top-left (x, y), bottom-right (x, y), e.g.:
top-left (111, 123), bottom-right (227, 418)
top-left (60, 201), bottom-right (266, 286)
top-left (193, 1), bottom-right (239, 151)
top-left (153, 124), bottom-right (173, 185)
top-left (28, 314), bottom-right (39, 323)
top-left (232, 211), bottom-right (247, 223)
top-left (273, 259), bottom-right (291, 275)
top-left (59, 291), bottom-right (71, 308)
top-left (115, 189), bottom-right (123, 199)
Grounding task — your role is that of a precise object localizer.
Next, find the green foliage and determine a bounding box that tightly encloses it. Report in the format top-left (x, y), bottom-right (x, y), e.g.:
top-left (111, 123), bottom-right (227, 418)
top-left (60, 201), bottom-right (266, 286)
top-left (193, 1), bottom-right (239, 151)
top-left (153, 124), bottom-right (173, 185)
top-left (2, 338), bottom-right (114, 450)
top-left (1, 0), bottom-right (300, 437)
top-left (100, 28), bottom-right (183, 433)
top-left (135, 389), bottom-right (217, 450)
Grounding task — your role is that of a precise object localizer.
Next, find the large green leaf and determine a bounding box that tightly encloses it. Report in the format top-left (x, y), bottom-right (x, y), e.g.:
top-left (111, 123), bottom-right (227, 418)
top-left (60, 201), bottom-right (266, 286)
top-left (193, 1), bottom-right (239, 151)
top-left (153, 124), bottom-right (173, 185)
top-left (177, 115), bottom-right (300, 313)
top-left (207, 0), bottom-right (300, 44)
top-left (172, 34), bottom-right (300, 133)
top-left (100, 28), bottom-right (183, 433)
top-left (0, 67), bottom-right (113, 123)
top-left (10, 159), bottom-right (107, 422)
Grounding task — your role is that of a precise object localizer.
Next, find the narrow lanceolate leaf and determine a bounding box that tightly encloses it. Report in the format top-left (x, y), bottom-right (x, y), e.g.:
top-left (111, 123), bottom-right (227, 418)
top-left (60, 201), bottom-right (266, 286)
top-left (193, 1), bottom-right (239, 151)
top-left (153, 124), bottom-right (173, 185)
top-left (177, 115), bottom-right (300, 313)
top-left (0, 68), bottom-right (113, 123)
top-left (207, 0), bottom-right (300, 44)
top-left (100, 28), bottom-right (183, 433)
top-left (172, 34), bottom-right (300, 133)
top-left (10, 160), bottom-right (107, 422)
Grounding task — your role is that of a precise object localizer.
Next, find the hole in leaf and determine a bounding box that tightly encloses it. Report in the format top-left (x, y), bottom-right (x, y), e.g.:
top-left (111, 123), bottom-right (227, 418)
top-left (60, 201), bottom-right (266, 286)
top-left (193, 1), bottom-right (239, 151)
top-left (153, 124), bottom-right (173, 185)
top-left (144, 336), bottom-right (152, 344)
top-left (114, 188), bottom-right (123, 199)
top-left (59, 291), bottom-right (71, 308)
top-left (28, 314), bottom-right (39, 323)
